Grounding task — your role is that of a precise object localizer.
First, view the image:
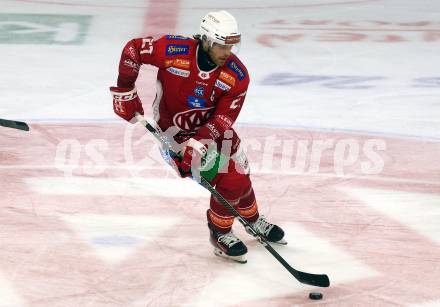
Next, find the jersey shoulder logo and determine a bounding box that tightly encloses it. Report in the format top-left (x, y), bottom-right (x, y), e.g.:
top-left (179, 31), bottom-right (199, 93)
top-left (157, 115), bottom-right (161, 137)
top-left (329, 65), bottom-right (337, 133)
top-left (227, 60), bottom-right (246, 81)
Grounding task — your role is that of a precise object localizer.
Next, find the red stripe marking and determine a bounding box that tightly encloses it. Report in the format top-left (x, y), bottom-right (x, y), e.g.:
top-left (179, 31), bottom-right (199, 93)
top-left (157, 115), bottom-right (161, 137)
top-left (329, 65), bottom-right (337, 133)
top-left (142, 0), bottom-right (181, 38)
top-left (135, 0), bottom-right (182, 116)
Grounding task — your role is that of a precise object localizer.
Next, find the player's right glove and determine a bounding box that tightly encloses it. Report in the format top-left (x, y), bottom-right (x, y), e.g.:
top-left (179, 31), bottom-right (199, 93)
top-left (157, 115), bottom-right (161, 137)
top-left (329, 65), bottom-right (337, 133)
top-left (176, 138), bottom-right (208, 178)
top-left (110, 86), bottom-right (144, 123)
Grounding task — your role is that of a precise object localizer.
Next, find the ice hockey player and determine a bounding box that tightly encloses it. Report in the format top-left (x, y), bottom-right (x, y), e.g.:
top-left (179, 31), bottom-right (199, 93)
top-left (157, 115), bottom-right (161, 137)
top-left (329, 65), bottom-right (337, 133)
top-left (110, 10), bottom-right (286, 263)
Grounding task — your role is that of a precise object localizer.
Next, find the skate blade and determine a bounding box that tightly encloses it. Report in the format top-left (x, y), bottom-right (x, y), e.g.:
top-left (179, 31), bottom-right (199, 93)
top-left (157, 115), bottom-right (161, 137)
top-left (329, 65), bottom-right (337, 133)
top-left (213, 248), bottom-right (247, 264)
top-left (271, 238), bottom-right (288, 245)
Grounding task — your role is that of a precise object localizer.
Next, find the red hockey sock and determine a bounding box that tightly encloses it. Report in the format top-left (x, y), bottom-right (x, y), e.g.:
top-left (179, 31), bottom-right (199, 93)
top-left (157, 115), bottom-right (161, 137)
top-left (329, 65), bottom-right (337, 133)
top-left (237, 187), bottom-right (259, 223)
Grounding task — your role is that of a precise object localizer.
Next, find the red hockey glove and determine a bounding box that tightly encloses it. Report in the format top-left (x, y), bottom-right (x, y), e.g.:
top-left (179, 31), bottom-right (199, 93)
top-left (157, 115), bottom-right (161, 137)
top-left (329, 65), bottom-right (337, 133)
top-left (178, 138), bottom-right (208, 177)
top-left (110, 86), bottom-right (144, 122)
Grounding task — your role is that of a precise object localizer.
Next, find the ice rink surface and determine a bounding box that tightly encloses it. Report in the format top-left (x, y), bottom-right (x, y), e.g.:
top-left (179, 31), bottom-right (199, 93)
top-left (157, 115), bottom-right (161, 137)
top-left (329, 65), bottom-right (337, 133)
top-left (1, 0), bottom-right (440, 306)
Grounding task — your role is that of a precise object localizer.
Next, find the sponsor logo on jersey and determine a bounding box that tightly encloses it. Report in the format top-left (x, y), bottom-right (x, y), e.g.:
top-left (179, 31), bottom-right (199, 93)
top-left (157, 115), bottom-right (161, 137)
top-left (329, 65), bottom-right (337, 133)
top-left (166, 44), bottom-right (189, 55)
top-left (219, 71), bottom-right (236, 86)
top-left (166, 67), bottom-right (190, 77)
top-left (173, 107), bottom-right (214, 131)
top-left (123, 59), bottom-right (140, 72)
top-left (215, 79), bottom-right (231, 91)
top-left (216, 115), bottom-right (233, 130)
top-left (196, 81), bottom-right (208, 86)
top-left (227, 61), bottom-right (246, 80)
top-left (205, 122), bottom-right (220, 139)
top-left (164, 58), bottom-right (190, 69)
top-left (127, 46), bottom-right (137, 60)
top-left (194, 86), bottom-right (205, 97)
top-left (187, 95), bottom-right (206, 108)
top-left (174, 58), bottom-right (190, 69)
top-left (166, 35), bottom-right (189, 40)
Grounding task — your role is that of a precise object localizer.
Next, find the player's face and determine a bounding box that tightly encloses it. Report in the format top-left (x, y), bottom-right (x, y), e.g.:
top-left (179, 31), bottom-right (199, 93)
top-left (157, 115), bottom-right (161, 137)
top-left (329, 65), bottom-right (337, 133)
top-left (209, 43), bottom-right (233, 66)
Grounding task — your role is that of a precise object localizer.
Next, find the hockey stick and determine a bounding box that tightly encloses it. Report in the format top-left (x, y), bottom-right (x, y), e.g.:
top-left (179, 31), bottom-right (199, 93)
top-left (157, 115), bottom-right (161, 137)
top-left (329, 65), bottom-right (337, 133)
top-left (0, 118), bottom-right (29, 131)
top-left (135, 113), bottom-right (330, 288)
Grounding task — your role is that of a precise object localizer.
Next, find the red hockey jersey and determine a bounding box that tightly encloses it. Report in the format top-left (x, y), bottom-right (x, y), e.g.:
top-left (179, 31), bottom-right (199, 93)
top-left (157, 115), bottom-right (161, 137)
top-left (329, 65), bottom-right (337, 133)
top-left (116, 35), bottom-right (249, 144)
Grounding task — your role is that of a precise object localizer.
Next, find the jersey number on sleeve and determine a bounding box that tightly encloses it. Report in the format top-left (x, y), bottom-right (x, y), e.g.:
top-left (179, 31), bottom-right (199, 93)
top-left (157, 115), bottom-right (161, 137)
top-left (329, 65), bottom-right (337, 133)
top-left (140, 37), bottom-right (154, 55)
top-left (230, 91), bottom-right (247, 109)
top-left (230, 98), bottom-right (241, 109)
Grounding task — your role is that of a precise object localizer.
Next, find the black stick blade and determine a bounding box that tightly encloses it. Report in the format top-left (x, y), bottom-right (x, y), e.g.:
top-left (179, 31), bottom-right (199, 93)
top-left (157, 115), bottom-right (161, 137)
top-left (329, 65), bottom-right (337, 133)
top-left (298, 271), bottom-right (330, 287)
top-left (0, 119), bottom-right (29, 131)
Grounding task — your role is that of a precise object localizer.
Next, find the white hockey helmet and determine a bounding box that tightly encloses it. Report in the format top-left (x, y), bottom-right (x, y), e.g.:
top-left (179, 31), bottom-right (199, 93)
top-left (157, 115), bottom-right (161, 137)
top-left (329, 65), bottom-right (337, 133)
top-left (199, 10), bottom-right (241, 50)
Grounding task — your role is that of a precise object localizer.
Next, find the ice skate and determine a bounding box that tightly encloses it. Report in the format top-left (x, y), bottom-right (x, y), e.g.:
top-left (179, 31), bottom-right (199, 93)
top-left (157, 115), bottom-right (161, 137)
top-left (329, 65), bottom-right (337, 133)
top-left (208, 222), bottom-right (248, 263)
top-left (247, 215), bottom-right (287, 245)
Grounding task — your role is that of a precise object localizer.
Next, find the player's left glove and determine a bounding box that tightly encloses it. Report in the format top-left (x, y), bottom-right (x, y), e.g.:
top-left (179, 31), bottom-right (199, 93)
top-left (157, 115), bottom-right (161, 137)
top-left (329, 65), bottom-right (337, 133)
top-left (177, 138), bottom-right (208, 177)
